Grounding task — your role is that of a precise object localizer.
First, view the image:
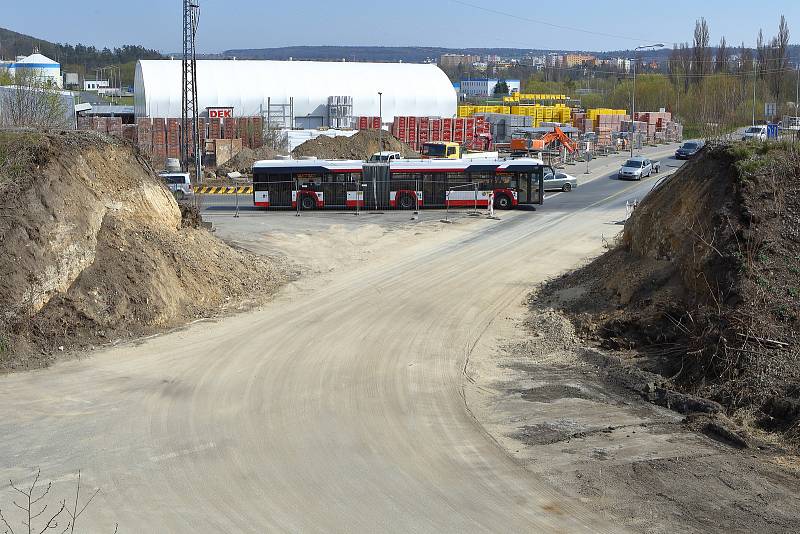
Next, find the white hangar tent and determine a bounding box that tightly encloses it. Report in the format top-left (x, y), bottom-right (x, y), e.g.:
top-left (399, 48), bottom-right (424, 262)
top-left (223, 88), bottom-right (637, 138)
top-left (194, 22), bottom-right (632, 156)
top-left (134, 60), bottom-right (457, 125)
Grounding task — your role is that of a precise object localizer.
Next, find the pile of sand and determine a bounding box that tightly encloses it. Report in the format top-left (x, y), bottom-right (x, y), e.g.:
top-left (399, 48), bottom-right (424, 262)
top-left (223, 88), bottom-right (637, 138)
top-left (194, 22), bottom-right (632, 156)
top-left (292, 130), bottom-right (419, 160)
top-left (216, 144), bottom-right (286, 176)
top-left (0, 131), bottom-right (291, 371)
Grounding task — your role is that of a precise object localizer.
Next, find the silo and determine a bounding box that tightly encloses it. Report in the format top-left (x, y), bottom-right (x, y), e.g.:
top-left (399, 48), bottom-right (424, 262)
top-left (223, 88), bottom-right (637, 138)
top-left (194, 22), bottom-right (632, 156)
top-left (11, 53), bottom-right (62, 87)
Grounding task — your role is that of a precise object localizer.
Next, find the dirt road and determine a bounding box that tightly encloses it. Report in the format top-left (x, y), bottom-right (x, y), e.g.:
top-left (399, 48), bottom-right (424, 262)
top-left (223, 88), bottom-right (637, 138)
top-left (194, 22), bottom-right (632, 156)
top-left (1, 148), bottom-right (682, 531)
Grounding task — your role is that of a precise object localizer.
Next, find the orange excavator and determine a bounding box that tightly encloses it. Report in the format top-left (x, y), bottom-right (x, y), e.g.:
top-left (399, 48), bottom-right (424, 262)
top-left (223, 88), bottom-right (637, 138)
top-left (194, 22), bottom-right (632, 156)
top-left (509, 126), bottom-right (577, 154)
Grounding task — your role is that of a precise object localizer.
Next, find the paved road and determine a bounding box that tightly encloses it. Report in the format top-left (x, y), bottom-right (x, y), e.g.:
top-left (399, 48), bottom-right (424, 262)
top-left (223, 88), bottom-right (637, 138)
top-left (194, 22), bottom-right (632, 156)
top-left (0, 146), bottom-right (683, 532)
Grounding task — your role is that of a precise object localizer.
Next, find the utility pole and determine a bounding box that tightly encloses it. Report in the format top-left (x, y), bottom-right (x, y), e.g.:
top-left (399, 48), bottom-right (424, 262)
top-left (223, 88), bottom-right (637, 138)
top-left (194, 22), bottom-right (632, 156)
top-left (181, 0), bottom-right (201, 183)
top-left (631, 44), bottom-right (663, 158)
top-left (753, 59), bottom-right (757, 127)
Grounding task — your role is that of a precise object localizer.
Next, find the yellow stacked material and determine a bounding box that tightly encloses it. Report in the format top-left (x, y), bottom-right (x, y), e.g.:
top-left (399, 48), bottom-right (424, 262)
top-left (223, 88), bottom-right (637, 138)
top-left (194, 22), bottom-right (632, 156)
top-left (459, 103), bottom-right (571, 124)
top-left (586, 108), bottom-right (627, 121)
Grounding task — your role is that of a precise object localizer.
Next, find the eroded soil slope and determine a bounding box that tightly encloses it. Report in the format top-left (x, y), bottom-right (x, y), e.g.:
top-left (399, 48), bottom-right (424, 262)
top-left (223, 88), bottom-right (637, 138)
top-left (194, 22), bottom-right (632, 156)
top-left (534, 143), bottom-right (800, 443)
top-left (0, 131), bottom-right (291, 371)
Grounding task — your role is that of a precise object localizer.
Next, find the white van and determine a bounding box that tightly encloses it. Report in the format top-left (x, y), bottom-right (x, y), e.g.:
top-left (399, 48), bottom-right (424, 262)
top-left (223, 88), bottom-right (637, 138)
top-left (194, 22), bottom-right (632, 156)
top-left (742, 125), bottom-right (767, 141)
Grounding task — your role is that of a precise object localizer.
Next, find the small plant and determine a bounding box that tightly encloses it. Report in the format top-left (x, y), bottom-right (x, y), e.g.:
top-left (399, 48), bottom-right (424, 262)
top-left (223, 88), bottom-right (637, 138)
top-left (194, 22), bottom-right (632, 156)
top-left (789, 287), bottom-right (799, 298)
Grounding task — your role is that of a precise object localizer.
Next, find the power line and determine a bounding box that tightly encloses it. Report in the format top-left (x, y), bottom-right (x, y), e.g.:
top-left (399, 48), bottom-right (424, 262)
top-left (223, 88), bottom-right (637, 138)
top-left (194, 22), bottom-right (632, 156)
top-left (447, 0), bottom-right (668, 44)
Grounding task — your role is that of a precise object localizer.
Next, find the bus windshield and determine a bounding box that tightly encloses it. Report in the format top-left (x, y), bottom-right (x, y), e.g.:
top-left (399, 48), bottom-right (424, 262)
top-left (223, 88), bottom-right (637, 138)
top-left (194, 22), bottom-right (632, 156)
top-left (422, 143), bottom-right (447, 157)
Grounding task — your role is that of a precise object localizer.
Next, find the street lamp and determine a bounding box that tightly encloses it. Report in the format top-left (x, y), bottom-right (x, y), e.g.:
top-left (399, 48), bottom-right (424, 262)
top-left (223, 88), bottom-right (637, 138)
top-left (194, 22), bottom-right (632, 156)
top-left (631, 44), bottom-right (663, 157)
top-left (377, 91), bottom-right (383, 152)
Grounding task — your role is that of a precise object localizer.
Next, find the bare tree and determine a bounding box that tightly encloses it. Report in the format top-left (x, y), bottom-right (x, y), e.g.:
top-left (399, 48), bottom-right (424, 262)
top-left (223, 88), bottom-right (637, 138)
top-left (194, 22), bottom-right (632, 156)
top-left (0, 71), bottom-right (68, 129)
top-left (767, 15), bottom-right (790, 102)
top-left (692, 18), bottom-right (711, 81)
top-left (0, 468), bottom-right (116, 534)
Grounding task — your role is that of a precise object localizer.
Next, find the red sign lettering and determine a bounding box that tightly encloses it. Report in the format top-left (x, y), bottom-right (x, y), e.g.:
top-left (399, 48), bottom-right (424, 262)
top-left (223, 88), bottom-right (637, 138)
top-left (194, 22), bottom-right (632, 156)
top-left (208, 108), bottom-right (233, 118)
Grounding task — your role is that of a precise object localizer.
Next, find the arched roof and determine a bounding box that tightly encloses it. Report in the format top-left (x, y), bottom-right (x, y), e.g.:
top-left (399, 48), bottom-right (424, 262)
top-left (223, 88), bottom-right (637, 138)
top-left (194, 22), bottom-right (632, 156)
top-left (134, 60), bottom-right (456, 120)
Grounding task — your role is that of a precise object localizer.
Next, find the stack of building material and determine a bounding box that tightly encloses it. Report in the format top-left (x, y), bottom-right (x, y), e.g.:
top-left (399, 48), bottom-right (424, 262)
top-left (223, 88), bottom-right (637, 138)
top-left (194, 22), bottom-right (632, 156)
top-left (137, 118), bottom-right (152, 155)
top-left (357, 116), bottom-right (382, 130)
top-left (166, 119), bottom-right (180, 158)
top-left (221, 117), bottom-right (234, 140)
top-left (122, 124), bottom-right (137, 144)
top-left (634, 111), bottom-right (673, 140)
top-left (209, 118), bottom-right (221, 140)
top-left (389, 115), bottom-right (491, 151)
top-left (152, 118), bottom-right (167, 162)
top-left (107, 117), bottom-right (123, 139)
top-left (474, 113), bottom-right (533, 144)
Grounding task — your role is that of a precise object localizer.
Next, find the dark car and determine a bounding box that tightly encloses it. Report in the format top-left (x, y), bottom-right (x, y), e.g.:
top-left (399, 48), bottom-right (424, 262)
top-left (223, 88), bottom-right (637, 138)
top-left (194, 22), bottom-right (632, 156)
top-left (675, 140), bottom-right (704, 159)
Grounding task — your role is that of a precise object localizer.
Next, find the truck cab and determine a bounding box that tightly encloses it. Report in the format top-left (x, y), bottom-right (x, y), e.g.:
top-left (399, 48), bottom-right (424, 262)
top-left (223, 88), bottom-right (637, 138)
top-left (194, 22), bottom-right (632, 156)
top-left (421, 141), bottom-right (461, 159)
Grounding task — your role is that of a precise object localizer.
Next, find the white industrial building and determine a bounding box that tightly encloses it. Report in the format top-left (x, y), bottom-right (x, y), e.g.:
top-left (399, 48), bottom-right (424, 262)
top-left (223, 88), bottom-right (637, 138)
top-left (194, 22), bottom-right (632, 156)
top-left (134, 59), bottom-right (457, 127)
top-left (5, 53), bottom-right (62, 87)
top-left (459, 79), bottom-right (521, 97)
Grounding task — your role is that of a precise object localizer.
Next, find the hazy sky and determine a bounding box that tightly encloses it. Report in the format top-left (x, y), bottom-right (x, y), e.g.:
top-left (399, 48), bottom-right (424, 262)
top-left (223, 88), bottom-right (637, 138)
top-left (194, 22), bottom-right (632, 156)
top-left (4, 0), bottom-right (799, 54)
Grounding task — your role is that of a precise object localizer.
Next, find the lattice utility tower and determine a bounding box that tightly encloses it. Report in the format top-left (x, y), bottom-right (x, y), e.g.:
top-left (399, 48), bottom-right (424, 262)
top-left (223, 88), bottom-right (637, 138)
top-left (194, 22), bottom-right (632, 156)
top-left (181, 0), bottom-right (201, 181)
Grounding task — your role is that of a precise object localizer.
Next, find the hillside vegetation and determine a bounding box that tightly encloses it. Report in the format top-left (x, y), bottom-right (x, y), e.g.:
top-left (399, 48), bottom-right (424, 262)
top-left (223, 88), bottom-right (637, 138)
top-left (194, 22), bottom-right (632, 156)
top-left (535, 142), bottom-right (800, 444)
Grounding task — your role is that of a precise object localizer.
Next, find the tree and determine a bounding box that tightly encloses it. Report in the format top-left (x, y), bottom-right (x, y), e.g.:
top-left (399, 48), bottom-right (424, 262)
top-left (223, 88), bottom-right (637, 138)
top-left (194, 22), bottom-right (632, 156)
top-left (493, 80), bottom-right (509, 95)
top-left (692, 18), bottom-right (711, 81)
top-left (715, 36), bottom-right (729, 73)
top-left (0, 71), bottom-right (68, 129)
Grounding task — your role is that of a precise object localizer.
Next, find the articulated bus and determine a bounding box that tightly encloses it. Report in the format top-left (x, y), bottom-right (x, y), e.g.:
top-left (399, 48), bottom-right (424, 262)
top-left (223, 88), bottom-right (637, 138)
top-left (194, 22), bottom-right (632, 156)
top-left (252, 158), bottom-right (550, 210)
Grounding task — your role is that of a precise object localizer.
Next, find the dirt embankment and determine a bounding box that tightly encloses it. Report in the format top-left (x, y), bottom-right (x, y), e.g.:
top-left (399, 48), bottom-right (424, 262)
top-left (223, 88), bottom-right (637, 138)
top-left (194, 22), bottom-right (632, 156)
top-left (292, 130), bottom-right (419, 160)
top-left (534, 143), bottom-right (800, 444)
top-left (0, 131), bottom-right (292, 371)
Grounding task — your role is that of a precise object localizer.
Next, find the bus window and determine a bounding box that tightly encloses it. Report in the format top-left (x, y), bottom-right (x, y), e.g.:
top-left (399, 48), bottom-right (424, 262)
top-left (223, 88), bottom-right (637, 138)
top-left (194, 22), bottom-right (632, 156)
top-left (446, 146), bottom-right (457, 157)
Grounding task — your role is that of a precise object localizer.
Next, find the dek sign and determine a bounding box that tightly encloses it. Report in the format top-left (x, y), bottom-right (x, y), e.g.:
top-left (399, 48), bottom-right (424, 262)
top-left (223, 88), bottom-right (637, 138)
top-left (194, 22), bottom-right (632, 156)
top-left (207, 107), bottom-right (234, 119)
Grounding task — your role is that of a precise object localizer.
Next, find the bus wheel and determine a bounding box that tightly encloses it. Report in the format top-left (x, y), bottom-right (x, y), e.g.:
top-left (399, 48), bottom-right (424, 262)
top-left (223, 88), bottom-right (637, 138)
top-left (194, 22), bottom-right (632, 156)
top-left (398, 194), bottom-right (415, 210)
top-left (495, 194), bottom-right (511, 209)
top-left (300, 195), bottom-right (316, 210)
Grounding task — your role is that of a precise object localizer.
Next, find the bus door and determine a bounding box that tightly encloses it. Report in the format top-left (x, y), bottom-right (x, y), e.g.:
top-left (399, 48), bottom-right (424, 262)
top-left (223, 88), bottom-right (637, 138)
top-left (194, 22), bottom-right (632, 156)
top-left (263, 173), bottom-right (293, 208)
top-left (515, 166), bottom-right (546, 205)
top-left (320, 172), bottom-right (349, 207)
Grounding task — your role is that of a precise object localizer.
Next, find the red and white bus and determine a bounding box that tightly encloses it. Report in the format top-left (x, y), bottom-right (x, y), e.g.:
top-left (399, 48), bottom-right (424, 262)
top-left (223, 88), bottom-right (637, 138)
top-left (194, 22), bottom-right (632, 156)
top-left (252, 157), bottom-right (550, 210)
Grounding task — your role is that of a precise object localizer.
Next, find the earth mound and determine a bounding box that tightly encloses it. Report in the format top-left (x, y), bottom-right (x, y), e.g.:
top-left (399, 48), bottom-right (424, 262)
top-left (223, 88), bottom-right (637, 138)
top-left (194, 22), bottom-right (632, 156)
top-left (292, 130), bottom-right (419, 160)
top-left (534, 143), bottom-right (800, 443)
top-left (0, 130), bottom-right (290, 371)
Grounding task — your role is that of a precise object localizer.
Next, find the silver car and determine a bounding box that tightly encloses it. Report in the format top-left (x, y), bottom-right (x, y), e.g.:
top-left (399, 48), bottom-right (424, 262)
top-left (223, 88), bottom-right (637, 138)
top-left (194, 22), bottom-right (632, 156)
top-left (159, 172), bottom-right (194, 200)
top-left (617, 157), bottom-right (660, 180)
top-left (543, 171), bottom-right (578, 192)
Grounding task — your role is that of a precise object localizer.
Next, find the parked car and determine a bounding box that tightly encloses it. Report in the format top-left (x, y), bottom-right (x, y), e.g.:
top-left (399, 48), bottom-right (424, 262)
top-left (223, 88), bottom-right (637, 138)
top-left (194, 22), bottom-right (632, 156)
top-left (369, 151), bottom-right (402, 162)
top-left (617, 157), bottom-right (660, 180)
top-left (675, 140), bottom-right (704, 159)
top-left (543, 171), bottom-right (578, 192)
top-left (742, 125), bottom-right (768, 141)
top-left (159, 172), bottom-right (193, 200)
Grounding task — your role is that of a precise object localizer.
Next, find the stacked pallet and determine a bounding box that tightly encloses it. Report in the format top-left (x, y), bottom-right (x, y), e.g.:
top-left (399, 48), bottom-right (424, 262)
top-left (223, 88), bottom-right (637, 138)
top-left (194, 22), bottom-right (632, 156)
top-left (152, 118), bottom-right (167, 162)
top-left (166, 119), bottom-right (180, 158)
top-left (634, 111), bottom-right (673, 140)
top-left (390, 115), bottom-right (490, 151)
top-left (136, 118), bottom-right (152, 156)
top-left (357, 116), bottom-right (382, 130)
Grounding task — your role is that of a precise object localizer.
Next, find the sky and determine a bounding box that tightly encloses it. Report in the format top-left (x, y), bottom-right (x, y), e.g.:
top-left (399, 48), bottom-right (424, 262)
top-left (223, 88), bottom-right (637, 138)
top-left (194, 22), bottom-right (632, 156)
top-left (3, 0), bottom-right (799, 55)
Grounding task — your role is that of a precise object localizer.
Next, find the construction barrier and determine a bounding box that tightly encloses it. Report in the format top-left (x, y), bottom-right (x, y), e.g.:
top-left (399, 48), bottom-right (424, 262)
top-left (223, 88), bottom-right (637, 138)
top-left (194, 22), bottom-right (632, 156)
top-left (195, 186), bottom-right (253, 195)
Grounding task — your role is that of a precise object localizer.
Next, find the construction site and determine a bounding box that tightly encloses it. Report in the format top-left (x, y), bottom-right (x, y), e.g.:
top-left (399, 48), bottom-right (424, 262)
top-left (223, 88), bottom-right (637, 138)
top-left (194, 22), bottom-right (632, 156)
top-left (1, 2), bottom-right (799, 534)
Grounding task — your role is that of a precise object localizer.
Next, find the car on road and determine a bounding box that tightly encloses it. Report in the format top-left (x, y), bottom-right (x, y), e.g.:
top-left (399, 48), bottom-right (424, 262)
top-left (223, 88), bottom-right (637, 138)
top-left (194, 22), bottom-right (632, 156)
top-left (617, 157), bottom-right (660, 180)
top-left (159, 172), bottom-right (193, 200)
top-left (742, 125), bottom-right (768, 141)
top-left (543, 170), bottom-right (578, 192)
top-left (675, 140), bottom-right (704, 159)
